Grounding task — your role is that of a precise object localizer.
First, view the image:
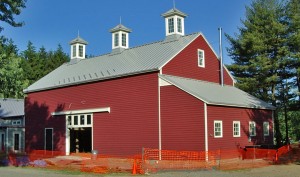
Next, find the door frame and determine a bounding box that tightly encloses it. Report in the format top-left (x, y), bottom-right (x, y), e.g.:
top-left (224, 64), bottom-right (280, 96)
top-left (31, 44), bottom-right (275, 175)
top-left (44, 128), bottom-right (53, 151)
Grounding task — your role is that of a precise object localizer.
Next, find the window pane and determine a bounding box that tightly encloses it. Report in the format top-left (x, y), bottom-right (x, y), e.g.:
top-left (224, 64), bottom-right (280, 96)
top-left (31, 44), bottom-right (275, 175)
top-left (122, 33), bottom-right (126, 47)
top-left (79, 45), bottom-right (83, 57)
top-left (74, 116), bottom-right (78, 125)
top-left (68, 116), bottom-right (71, 125)
top-left (177, 18), bottom-right (182, 33)
top-left (80, 115), bottom-right (85, 125)
top-left (72, 45), bottom-right (76, 57)
top-left (114, 33), bottom-right (119, 47)
top-left (263, 122), bottom-right (269, 136)
top-left (168, 18), bottom-right (174, 33)
top-left (87, 115), bottom-right (91, 125)
top-left (198, 50), bottom-right (205, 67)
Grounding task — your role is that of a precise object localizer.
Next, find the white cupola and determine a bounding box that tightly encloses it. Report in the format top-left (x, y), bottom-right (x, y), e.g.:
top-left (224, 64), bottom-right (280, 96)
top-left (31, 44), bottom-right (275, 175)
top-left (109, 23), bottom-right (132, 53)
top-left (162, 7), bottom-right (187, 38)
top-left (69, 35), bottom-right (88, 61)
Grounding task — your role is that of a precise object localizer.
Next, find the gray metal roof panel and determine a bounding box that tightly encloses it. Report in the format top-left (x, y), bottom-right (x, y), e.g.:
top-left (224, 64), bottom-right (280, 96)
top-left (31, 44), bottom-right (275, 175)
top-left (159, 74), bottom-right (275, 110)
top-left (24, 33), bottom-right (200, 93)
top-left (0, 98), bottom-right (24, 118)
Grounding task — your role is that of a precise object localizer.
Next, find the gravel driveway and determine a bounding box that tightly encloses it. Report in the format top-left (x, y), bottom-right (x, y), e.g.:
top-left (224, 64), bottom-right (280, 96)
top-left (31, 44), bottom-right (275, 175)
top-left (1, 164), bottom-right (299, 177)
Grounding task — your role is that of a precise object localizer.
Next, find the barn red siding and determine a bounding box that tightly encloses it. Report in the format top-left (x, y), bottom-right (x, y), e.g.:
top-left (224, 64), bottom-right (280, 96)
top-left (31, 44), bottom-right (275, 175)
top-left (162, 35), bottom-right (234, 86)
top-left (207, 105), bottom-right (273, 151)
top-left (25, 72), bottom-right (159, 155)
top-left (160, 85), bottom-right (205, 151)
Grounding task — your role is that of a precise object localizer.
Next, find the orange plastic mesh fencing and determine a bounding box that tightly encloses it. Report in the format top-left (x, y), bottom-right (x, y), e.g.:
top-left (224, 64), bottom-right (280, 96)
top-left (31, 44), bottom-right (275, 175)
top-left (143, 148), bottom-right (218, 172)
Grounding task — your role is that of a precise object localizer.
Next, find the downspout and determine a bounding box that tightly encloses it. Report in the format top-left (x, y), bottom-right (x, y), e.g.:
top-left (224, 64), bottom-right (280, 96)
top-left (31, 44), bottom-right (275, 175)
top-left (204, 103), bottom-right (208, 161)
top-left (218, 27), bottom-right (224, 86)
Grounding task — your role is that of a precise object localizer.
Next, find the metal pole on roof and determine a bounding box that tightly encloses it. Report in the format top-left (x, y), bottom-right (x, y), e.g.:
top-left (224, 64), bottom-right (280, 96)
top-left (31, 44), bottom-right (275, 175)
top-left (218, 27), bottom-right (224, 86)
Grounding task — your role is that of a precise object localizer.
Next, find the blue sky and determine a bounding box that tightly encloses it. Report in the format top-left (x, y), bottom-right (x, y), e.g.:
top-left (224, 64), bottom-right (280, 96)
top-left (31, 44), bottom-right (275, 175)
top-left (2, 0), bottom-right (251, 64)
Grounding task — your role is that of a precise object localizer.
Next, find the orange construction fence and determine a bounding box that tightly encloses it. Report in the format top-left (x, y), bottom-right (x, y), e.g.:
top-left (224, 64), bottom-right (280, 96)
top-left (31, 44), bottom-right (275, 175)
top-left (0, 145), bottom-right (293, 174)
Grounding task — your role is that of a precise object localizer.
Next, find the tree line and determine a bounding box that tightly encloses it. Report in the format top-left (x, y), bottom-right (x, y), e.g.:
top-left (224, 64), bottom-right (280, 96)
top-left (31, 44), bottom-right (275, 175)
top-left (0, 37), bottom-right (69, 98)
top-left (226, 0), bottom-right (300, 145)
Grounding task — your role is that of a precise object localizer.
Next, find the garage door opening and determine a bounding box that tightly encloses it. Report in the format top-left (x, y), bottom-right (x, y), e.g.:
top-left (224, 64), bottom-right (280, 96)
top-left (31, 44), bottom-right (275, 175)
top-left (69, 127), bottom-right (91, 153)
top-left (66, 114), bottom-right (93, 154)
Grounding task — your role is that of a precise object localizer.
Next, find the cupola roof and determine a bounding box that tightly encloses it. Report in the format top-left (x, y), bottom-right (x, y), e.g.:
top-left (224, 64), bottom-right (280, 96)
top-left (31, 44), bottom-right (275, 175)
top-left (109, 24), bottom-right (132, 33)
top-left (162, 7), bottom-right (187, 18)
top-left (69, 36), bottom-right (88, 45)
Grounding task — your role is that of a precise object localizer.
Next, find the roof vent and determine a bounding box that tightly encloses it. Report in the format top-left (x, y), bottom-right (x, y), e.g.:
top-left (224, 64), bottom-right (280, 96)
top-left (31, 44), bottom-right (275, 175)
top-left (69, 35), bottom-right (88, 63)
top-left (109, 23), bottom-right (132, 53)
top-left (162, 7), bottom-right (187, 39)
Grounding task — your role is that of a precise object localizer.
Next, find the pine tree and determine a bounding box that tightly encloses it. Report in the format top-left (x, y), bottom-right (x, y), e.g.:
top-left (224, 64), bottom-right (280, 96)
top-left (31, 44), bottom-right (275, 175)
top-left (0, 0), bottom-right (26, 32)
top-left (225, 0), bottom-right (288, 145)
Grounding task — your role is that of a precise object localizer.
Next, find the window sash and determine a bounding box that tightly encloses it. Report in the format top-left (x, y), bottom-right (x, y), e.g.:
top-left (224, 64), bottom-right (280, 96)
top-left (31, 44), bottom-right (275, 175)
top-left (168, 18), bottom-right (174, 33)
top-left (249, 122), bottom-right (256, 136)
top-left (114, 33), bottom-right (119, 47)
top-left (233, 121), bottom-right (240, 137)
top-left (214, 121), bottom-right (222, 138)
top-left (79, 45), bottom-right (83, 57)
top-left (177, 18), bottom-right (182, 33)
top-left (122, 33), bottom-right (126, 47)
top-left (198, 49), bottom-right (205, 67)
top-left (263, 122), bottom-right (269, 136)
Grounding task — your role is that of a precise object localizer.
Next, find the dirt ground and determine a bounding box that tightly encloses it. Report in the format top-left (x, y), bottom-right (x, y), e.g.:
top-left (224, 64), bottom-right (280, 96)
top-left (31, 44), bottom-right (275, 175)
top-left (0, 163), bottom-right (299, 177)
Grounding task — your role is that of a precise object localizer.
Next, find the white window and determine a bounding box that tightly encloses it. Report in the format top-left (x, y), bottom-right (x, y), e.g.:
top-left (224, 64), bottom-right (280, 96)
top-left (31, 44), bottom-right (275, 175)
top-left (249, 121), bottom-right (256, 136)
top-left (168, 17), bottom-right (175, 33)
top-left (122, 33), bottom-right (126, 47)
top-left (67, 114), bottom-right (92, 128)
top-left (198, 49), bottom-right (205, 67)
top-left (263, 122), bottom-right (269, 136)
top-left (79, 45), bottom-right (83, 57)
top-left (72, 45), bottom-right (76, 57)
top-left (233, 121), bottom-right (240, 137)
top-left (114, 33), bottom-right (119, 47)
top-left (214, 121), bottom-right (223, 138)
top-left (177, 18), bottom-right (182, 33)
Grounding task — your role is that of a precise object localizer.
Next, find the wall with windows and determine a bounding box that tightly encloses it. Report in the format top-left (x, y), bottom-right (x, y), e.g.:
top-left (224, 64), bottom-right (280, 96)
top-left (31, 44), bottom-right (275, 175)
top-left (162, 34), bottom-right (234, 86)
top-left (207, 105), bottom-right (273, 151)
top-left (25, 72), bottom-right (159, 155)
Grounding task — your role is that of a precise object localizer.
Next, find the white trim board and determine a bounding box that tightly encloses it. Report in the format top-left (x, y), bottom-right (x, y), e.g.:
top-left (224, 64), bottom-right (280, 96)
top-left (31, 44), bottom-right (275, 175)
top-left (51, 107), bottom-right (110, 116)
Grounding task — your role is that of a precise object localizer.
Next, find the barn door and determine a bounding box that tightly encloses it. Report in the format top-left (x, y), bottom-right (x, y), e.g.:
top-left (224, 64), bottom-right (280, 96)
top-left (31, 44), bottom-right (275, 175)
top-left (45, 128), bottom-right (53, 151)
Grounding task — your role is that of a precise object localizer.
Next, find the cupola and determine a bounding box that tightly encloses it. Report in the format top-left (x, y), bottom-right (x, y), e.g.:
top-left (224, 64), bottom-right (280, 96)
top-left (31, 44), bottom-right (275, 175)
top-left (69, 35), bottom-right (88, 61)
top-left (109, 23), bottom-right (132, 53)
top-left (162, 7), bottom-right (187, 38)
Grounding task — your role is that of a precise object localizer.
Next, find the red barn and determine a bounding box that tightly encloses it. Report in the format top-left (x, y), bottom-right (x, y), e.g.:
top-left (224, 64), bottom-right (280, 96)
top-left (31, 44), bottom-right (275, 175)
top-left (24, 8), bottom-right (275, 156)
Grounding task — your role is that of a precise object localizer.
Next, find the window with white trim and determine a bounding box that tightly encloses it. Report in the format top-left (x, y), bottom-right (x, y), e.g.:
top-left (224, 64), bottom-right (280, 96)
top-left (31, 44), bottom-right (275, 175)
top-left (114, 33), bottom-right (119, 47)
top-left (67, 114), bottom-right (92, 128)
top-left (263, 122), bottom-right (269, 136)
top-left (122, 33), bottom-right (126, 47)
top-left (79, 45), bottom-right (83, 57)
top-left (198, 49), bottom-right (205, 67)
top-left (233, 121), bottom-right (240, 137)
top-left (168, 17), bottom-right (175, 33)
top-left (249, 121), bottom-right (256, 136)
top-left (177, 18), bottom-right (182, 33)
top-left (214, 121), bottom-right (223, 138)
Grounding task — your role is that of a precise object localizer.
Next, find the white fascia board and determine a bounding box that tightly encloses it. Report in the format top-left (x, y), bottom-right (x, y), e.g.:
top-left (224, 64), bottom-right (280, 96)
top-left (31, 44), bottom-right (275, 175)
top-left (51, 107), bottom-right (110, 116)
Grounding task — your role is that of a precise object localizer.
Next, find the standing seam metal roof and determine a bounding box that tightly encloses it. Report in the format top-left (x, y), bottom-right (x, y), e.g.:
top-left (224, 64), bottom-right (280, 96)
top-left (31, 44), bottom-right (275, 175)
top-left (159, 74), bottom-right (275, 110)
top-left (0, 98), bottom-right (24, 118)
top-left (24, 33), bottom-right (200, 93)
